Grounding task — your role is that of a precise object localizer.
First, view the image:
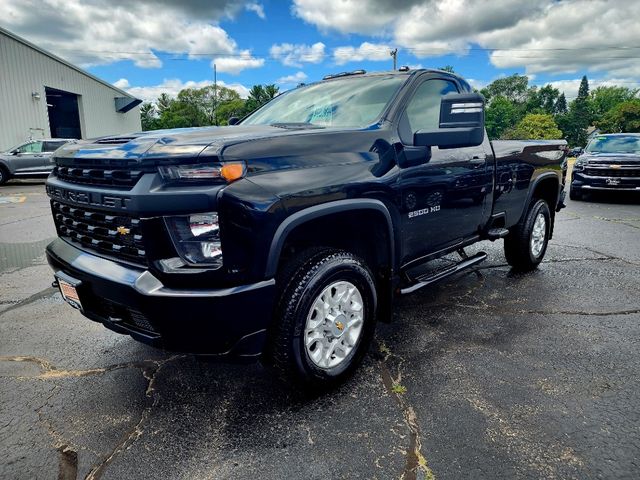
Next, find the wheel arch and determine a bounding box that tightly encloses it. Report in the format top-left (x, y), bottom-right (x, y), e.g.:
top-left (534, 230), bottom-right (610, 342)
top-left (524, 172), bottom-right (560, 238)
top-left (265, 199), bottom-right (396, 278)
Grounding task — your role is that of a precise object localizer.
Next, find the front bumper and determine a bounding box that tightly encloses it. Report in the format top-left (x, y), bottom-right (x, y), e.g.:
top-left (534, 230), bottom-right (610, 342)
top-left (571, 171), bottom-right (640, 192)
top-left (46, 238), bottom-right (276, 358)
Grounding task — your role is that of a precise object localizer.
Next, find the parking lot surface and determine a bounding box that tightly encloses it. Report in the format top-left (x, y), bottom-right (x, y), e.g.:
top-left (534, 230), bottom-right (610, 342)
top-left (1, 179), bottom-right (639, 480)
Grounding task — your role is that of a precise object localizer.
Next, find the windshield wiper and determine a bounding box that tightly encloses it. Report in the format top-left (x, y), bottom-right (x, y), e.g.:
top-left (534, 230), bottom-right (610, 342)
top-left (270, 122), bottom-right (325, 130)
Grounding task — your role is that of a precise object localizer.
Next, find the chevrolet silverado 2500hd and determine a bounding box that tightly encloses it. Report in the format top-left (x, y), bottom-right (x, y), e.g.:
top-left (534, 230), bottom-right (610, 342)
top-left (46, 69), bottom-right (567, 386)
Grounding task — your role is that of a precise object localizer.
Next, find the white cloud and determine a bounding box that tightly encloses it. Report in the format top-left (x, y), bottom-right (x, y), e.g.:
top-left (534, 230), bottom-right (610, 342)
top-left (245, 2), bottom-right (265, 19)
top-left (276, 71), bottom-right (308, 86)
top-left (293, 0), bottom-right (640, 79)
top-left (121, 78), bottom-right (250, 103)
top-left (270, 42), bottom-right (325, 67)
top-left (113, 78), bottom-right (130, 89)
top-left (0, 0), bottom-right (247, 69)
top-left (466, 78), bottom-right (488, 91)
top-left (333, 42), bottom-right (393, 66)
top-left (293, 0), bottom-right (399, 34)
top-left (546, 78), bottom-right (640, 100)
top-left (212, 50), bottom-right (265, 74)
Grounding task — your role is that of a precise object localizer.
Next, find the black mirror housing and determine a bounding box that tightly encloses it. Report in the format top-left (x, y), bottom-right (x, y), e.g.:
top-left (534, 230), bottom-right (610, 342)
top-left (228, 116), bottom-right (239, 126)
top-left (414, 92), bottom-right (485, 149)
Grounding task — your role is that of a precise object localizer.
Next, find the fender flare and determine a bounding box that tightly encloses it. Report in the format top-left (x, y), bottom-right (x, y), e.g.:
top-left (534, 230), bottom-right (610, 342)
top-left (521, 172), bottom-right (560, 219)
top-left (265, 198), bottom-right (396, 278)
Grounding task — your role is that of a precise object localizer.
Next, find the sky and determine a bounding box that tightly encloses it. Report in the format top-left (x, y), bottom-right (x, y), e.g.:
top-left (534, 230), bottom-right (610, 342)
top-left (1, 0), bottom-right (639, 103)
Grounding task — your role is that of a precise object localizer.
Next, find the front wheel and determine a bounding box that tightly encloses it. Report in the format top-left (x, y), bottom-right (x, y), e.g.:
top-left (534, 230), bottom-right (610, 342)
top-left (265, 248), bottom-right (377, 389)
top-left (0, 166), bottom-right (9, 186)
top-left (504, 198), bottom-right (551, 272)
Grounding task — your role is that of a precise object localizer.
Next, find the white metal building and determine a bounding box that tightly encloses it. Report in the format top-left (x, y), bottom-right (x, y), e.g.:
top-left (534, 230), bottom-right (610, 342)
top-left (0, 26), bottom-right (141, 151)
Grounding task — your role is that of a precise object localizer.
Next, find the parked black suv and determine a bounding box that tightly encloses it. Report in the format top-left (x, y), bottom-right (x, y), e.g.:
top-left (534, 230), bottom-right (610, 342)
top-left (570, 133), bottom-right (640, 200)
top-left (46, 69), bottom-right (566, 386)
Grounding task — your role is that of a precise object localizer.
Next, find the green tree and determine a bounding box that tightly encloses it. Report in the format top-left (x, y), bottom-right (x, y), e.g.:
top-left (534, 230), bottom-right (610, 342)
top-left (537, 84), bottom-right (561, 114)
top-left (559, 75), bottom-right (591, 146)
top-left (485, 96), bottom-right (520, 139)
top-left (481, 74), bottom-right (530, 104)
top-left (140, 102), bottom-right (157, 131)
top-left (243, 84), bottom-right (279, 116)
top-left (555, 93), bottom-right (568, 114)
top-left (596, 99), bottom-right (640, 133)
top-left (590, 86), bottom-right (639, 123)
top-left (502, 113), bottom-right (563, 140)
top-left (156, 93), bottom-right (173, 115)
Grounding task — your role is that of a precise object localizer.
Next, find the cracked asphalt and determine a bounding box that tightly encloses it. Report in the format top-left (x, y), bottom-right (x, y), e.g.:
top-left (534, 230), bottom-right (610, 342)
top-left (1, 177), bottom-right (639, 480)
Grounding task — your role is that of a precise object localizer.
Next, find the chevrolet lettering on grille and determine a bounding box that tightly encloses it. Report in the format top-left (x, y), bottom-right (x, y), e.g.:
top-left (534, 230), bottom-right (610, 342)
top-left (46, 185), bottom-right (131, 210)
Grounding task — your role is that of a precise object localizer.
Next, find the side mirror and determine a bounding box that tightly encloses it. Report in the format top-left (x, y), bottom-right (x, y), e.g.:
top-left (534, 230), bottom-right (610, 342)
top-left (414, 92), bottom-right (485, 149)
top-left (10, 150), bottom-right (18, 155)
top-left (228, 117), bottom-right (239, 126)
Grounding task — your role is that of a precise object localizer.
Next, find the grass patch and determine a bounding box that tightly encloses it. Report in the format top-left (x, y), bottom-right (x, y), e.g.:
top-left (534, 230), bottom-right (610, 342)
top-left (391, 383), bottom-right (407, 395)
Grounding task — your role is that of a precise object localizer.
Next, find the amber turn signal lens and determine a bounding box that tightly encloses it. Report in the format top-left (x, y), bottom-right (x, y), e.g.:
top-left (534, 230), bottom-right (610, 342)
top-left (220, 163), bottom-right (245, 182)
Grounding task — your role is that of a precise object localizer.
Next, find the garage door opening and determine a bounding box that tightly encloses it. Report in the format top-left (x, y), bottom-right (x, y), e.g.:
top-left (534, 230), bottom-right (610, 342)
top-left (46, 87), bottom-right (81, 139)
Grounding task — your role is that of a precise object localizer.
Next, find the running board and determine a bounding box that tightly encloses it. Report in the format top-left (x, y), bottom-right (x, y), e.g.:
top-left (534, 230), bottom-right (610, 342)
top-left (400, 251), bottom-right (487, 295)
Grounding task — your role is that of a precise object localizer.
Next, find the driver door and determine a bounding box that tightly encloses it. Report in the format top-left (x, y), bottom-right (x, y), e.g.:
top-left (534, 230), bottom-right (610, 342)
top-left (396, 78), bottom-right (491, 264)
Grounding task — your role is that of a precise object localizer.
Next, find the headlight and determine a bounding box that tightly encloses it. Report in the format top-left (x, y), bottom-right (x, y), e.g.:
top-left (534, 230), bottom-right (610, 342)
top-left (573, 158), bottom-right (586, 171)
top-left (164, 213), bottom-right (222, 267)
top-left (158, 162), bottom-right (245, 183)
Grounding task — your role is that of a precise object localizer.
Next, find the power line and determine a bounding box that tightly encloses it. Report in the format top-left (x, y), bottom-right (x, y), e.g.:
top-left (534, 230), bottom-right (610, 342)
top-left (50, 44), bottom-right (640, 58)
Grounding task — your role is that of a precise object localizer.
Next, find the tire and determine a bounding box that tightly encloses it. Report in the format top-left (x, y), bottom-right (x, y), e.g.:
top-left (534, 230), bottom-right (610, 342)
top-left (265, 248), bottom-right (377, 389)
top-left (504, 198), bottom-right (551, 272)
top-left (569, 187), bottom-right (582, 201)
top-left (0, 166), bottom-right (9, 186)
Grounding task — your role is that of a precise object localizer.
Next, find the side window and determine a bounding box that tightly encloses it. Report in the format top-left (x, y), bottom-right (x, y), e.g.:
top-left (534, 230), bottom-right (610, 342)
top-left (405, 79), bottom-right (458, 133)
top-left (43, 141), bottom-right (64, 152)
top-left (16, 141), bottom-right (43, 153)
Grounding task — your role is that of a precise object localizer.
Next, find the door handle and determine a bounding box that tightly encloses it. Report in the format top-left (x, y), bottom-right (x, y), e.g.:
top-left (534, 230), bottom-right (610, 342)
top-left (469, 156), bottom-right (485, 167)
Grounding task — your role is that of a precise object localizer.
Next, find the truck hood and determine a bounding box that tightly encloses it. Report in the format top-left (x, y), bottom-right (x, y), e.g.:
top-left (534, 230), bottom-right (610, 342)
top-left (52, 125), bottom-right (379, 165)
top-left (579, 153), bottom-right (640, 164)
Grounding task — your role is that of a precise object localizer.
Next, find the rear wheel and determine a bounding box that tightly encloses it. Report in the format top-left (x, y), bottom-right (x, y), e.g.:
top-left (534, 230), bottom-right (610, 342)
top-left (0, 166), bottom-right (9, 186)
top-left (265, 248), bottom-right (377, 389)
top-left (504, 198), bottom-right (551, 272)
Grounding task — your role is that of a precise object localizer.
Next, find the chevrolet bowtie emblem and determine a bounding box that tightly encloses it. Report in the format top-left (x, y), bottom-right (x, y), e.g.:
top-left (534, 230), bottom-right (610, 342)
top-left (610, 164), bottom-right (621, 169)
top-left (116, 226), bottom-right (130, 235)
top-left (335, 321), bottom-right (345, 331)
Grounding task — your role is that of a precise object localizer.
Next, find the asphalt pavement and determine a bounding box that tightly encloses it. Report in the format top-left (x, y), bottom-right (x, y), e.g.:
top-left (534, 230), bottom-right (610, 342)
top-left (1, 177), bottom-right (639, 480)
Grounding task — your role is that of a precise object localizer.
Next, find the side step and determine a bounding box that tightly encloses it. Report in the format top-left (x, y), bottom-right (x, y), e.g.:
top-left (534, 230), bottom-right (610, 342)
top-left (400, 251), bottom-right (487, 295)
top-left (486, 228), bottom-right (509, 240)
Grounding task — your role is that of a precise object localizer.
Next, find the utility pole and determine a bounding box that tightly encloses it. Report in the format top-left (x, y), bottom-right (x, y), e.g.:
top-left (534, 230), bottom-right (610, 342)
top-left (213, 62), bottom-right (218, 126)
top-left (390, 48), bottom-right (398, 71)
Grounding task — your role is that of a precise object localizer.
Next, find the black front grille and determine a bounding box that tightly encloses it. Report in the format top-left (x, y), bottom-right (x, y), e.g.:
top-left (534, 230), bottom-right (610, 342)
top-left (53, 166), bottom-right (143, 189)
top-left (51, 201), bottom-right (146, 265)
top-left (585, 167), bottom-right (640, 178)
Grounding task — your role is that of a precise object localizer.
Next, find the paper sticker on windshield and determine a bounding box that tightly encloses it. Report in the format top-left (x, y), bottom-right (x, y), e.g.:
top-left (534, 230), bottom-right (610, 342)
top-left (308, 105), bottom-right (334, 125)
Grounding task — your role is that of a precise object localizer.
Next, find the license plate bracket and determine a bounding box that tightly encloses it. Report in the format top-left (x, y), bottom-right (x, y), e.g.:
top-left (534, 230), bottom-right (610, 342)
top-left (55, 272), bottom-right (83, 310)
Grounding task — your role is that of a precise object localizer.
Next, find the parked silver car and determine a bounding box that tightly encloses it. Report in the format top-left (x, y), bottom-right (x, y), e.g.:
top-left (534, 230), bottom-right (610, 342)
top-left (0, 138), bottom-right (74, 185)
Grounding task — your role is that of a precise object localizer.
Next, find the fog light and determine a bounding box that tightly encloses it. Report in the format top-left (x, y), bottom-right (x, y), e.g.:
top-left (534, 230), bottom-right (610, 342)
top-left (164, 212), bottom-right (223, 267)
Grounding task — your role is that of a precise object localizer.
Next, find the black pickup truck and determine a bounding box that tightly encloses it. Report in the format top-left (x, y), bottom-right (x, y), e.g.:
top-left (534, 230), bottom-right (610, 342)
top-left (46, 69), bottom-right (566, 387)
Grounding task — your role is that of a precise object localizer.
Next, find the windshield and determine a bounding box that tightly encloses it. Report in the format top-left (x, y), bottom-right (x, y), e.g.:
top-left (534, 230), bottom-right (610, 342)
top-left (242, 75), bottom-right (406, 128)
top-left (585, 135), bottom-right (640, 154)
